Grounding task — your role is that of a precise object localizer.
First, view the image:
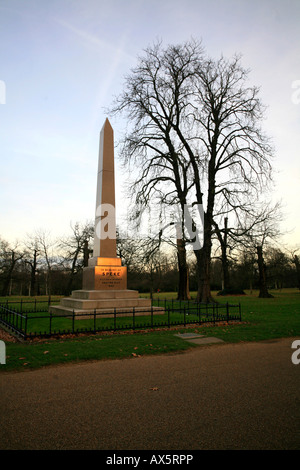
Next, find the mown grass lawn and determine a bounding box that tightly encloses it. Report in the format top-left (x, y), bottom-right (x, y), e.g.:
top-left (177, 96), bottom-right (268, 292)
top-left (0, 289), bottom-right (299, 372)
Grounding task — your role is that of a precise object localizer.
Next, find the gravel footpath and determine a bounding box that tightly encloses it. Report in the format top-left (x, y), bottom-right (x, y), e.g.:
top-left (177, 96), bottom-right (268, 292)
top-left (0, 337), bottom-right (299, 450)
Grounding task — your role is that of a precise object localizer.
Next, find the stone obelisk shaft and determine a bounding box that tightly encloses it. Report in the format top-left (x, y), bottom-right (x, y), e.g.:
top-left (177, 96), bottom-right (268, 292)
top-left (93, 118), bottom-right (117, 259)
top-left (83, 118), bottom-right (126, 290)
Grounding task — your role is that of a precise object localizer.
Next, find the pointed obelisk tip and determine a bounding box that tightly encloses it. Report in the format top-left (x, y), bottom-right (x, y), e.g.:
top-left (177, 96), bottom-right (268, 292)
top-left (102, 117), bottom-right (112, 132)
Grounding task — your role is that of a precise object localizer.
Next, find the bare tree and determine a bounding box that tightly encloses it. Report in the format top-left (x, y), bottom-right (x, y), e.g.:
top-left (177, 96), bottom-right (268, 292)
top-left (0, 237), bottom-right (24, 296)
top-left (59, 221), bottom-right (94, 294)
top-left (212, 194), bottom-right (281, 294)
top-left (290, 248), bottom-right (300, 290)
top-left (293, 254), bottom-right (300, 290)
top-left (237, 202), bottom-right (283, 297)
top-left (34, 229), bottom-right (58, 296)
top-left (116, 229), bottom-right (144, 272)
top-left (23, 234), bottom-right (42, 296)
top-left (109, 39), bottom-right (274, 302)
top-left (266, 247), bottom-right (292, 290)
top-left (190, 53), bottom-right (274, 301)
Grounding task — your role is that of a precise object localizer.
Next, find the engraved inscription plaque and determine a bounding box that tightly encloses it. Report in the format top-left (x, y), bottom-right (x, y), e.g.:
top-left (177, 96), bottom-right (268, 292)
top-left (93, 266), bottom-right (127, 290)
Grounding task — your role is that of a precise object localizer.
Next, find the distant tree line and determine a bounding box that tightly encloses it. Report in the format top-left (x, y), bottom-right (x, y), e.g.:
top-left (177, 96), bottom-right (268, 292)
top-left (0, 223), bottom-right (93, 297)
top-left (0, 221), bottom-right (299, 298)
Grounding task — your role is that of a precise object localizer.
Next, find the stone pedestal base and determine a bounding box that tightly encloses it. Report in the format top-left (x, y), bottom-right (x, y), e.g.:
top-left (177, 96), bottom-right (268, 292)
top-left (50, 257), bottom-right (164, 319)
top-left (49, 289), bottom-right (164, 319)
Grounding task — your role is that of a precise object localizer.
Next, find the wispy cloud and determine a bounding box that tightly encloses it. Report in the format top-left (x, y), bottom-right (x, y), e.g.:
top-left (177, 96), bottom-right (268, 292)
top-left (53, 17), bottom-right (135, 63)
top-left (52, 17), bottom-right (137, 138)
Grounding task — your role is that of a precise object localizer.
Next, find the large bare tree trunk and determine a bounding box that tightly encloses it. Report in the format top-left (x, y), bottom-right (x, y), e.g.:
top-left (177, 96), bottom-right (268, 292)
top-left (176, 237), bottom-right (190, 300)
top-left (220, 217), bottom-right (231, 291)
top-left (293, 255), bottom-right (300, 290)
top-left (195, 155), bottom-right (215, 303)
top-left (195, 211), bottom-right (214, 303)
top-left (256, 245), bottom-right (273, 298)
top-left (196, 247), bottom-right (213, 303)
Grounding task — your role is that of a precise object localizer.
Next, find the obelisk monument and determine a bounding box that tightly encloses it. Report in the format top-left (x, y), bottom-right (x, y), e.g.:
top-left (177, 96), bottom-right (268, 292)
top-left (82, 118), bottom-right (127, 290)
top-left (92, 118), bottom-right (116, 259)
top-left (49, 118), bottom-right (161, 317)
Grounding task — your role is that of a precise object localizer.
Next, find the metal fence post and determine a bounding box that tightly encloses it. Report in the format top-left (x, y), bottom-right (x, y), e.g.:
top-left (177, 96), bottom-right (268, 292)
top-left (94, 309), bottom-right (96, 333)
top-left (24, 313), bottom-right (28, 340)
top-left (226, 302), bottom-right (229, 322)
top-left (132, 307), bottom-right (135, 330)
top-left (49, 311), bottom-right (52, 336)
top-left (114, 308), bottom-right (117, 331)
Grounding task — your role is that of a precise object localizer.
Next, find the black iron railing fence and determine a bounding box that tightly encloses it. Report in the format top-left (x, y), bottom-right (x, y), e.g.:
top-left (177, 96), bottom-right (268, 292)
top-left (0, 297), bottom-right (58, 313)
top-left (0, 299), bottom-right (241, 340)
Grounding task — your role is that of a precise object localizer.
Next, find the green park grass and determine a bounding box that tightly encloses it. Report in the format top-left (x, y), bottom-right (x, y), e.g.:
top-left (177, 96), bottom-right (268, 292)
top-left (0, 289), bottom-right (299, 371)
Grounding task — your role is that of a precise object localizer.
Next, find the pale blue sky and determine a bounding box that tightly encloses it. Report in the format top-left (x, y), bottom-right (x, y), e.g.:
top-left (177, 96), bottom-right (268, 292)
top-left (0, 0), bottom-right (299, 249)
